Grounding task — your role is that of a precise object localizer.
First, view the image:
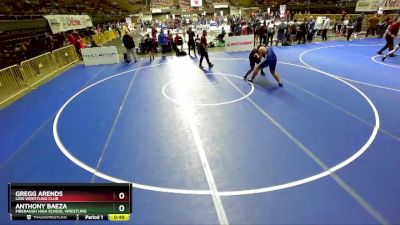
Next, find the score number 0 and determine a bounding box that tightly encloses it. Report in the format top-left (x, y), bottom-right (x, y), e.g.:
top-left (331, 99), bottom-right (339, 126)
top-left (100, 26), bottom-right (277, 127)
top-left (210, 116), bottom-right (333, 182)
top-left (118, 192), bottom-right (125, 212)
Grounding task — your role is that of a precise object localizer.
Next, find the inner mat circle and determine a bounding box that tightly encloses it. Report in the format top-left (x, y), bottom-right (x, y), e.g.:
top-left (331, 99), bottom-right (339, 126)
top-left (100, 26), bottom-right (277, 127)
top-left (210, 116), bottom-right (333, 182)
top-left (162, 73), bottom-right (254, 107)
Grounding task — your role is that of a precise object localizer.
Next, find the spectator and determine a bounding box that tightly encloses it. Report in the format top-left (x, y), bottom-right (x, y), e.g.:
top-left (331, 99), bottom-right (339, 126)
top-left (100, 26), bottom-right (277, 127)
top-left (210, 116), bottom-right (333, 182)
top-left (187, 27), bottom-right (196, 56)
top-left (195, 34), bottom-right (201, 53)
top-left (259, 22), bottom-right (267, 45)
top-left (167, 29), bottom-right (173, 50)
top-left (288, 20), bottom-right (297, 45)
top-left (139, 35), bottom-right (146, 54)
top-left (75, 34), bottom-right (85, 57)
top-left (151, 26), bottom-right (157, 39)
top-left (336, 19), bottom-right (343, 34)
top-left (173, 32), bottom-right (183, 53)
top-left (199, 30), bottom-right (213, 69)
top-left (276, 20), bottom-right (286, 46)
top-left (158, 29), bottom-right (168, 57)
top-left (218, 27), bottom-right (226, 39)
top-left (321, 17), bottom-right (330, 41)
top-left (29, 35), bottom-right (41, 57)
top-left (89, 36), bottom-right (99, 48)
top-left (145, 34), bottom-right (154, 61)
top-left (267, 21), bottom-right (275, 46)
top-left (241, 23), bottom-right (248, 35)
top-left (346, 16), bottom-right (355, 41)
top-left (235, 23), bottom-right (241, 36)
top-left (353, 13), bottom-right (364, 39)
top-left (366, 14), bottom-right (379, 37)
top-left (247, 23), bottom-right (253, 34)
top-left (68, 33), bottom-right (77, 47)
top-left (44, 32), bottom-right (54, 52)
top-left (297, 19), bottom-right (307, 44)
top-left (122, 31), bottom-right (137, 63)
top-left (253, 22), bottom-right (259, 46)
top-left (230, 22), bottom-right (235, 34)
top-left (307, 17), bottom-right (316, 43)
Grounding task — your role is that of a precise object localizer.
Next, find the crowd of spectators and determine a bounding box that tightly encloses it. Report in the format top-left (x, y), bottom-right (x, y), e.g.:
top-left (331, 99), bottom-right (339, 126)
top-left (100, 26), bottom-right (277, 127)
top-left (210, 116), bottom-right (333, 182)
top-left (2, 4), bottom-right (397, 70)
top-left (0, 0), bottom-right (129, 18)
top-left (0, 22), bottom-right (124, 69)
top-left (132, 9), bottom-right (399, 58)
top-left (223, 10), bottom-right (397, 46)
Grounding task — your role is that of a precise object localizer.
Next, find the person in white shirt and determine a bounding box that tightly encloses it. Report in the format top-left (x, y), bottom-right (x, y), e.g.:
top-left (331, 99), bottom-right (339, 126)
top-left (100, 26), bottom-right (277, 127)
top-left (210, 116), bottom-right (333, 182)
top-left (321, 17), bottom-right (330, 41)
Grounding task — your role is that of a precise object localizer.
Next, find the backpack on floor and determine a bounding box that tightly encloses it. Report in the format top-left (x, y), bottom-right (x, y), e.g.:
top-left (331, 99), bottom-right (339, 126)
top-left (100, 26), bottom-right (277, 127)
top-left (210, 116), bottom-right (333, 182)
top-left (176, 50), bottom-right (187, 56)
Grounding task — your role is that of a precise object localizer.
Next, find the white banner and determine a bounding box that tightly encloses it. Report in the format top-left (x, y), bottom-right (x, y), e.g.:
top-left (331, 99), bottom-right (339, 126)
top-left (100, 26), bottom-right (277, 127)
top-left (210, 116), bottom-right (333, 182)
top-left (356, 0), bottom-right (381, 11)
top-left (280, 5), bottom-right (286, 15)
top-left (225, 35), bottom-right (254, 53)
top-left (81, 46), bottom-right (119, 66)
top-left (356, 0), bottom-right (399, 11)
top-left (152, 8), bottom-right (162, 13)
top-left (191, 0), bottom-right (202, 7)
top-left (381, 0), bottom-right (400, 10)
top-left (44, 15), bottom-right (93, 34)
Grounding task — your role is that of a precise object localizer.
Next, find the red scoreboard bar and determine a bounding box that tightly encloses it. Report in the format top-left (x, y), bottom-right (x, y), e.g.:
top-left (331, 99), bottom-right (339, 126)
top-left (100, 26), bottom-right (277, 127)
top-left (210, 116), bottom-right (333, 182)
top-left (8, 183), bottom-right (132, 221)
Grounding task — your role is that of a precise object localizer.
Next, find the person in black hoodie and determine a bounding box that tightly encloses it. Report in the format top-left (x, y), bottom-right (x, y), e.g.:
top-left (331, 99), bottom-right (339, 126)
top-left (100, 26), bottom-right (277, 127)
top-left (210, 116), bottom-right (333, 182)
top-left (145, 34), bottom-right (154, 61)
top-left (259, 22), bottom-right (267, 45)
top-left (187, 27), bottom-right (196, 56)
top-left (297, 19), bottom-right (307, 44)
top-left (122, 31), bottom-right (137, 63)
top-left (346, 16), bottom-right (355, 41)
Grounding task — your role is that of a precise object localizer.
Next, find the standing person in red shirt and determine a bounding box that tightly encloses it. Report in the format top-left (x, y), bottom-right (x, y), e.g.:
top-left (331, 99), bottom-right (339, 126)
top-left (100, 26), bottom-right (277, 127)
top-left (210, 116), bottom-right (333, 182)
top-left (199, 30), bottom-right (214, 69)
top-left (75, 34), bottom-right (85, 57)
top-left (68, 33), bottom-right (76, 46)
top-left (377, 14), bottom-right (399, 55)
top-left (151, 26), bottom-right (157, 40)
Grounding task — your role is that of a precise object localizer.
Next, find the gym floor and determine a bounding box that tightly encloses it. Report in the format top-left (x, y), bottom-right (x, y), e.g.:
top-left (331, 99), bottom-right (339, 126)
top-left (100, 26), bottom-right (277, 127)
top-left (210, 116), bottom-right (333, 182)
top-left (1, 38), bottom-right (399, 225)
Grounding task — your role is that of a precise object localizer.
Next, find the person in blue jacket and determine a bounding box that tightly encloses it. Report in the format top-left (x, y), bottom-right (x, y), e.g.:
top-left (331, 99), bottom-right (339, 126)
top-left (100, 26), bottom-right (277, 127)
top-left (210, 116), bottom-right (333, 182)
top-left (158, 29), bottom-right (168, 57)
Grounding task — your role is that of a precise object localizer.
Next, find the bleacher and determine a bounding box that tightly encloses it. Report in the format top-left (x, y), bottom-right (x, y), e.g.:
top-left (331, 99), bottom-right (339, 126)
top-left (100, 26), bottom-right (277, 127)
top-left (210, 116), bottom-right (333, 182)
top-left (0, 0), bottom-right (129, 19)
top-left (111, 0), bottom-right (146, 13)
top-left (151, 0), bottom-right (175, 9)
top-left (179, 0), bottom-right (195, 12)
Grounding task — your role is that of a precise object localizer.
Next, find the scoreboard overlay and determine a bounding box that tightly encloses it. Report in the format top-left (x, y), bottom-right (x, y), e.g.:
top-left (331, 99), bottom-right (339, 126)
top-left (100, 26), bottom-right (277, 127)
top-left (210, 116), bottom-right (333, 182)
top-left (8, 183), bottom-right (132, 221)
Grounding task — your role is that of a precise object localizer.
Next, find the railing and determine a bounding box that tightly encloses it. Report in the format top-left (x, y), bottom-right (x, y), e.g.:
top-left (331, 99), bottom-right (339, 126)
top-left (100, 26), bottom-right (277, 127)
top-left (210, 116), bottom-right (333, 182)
top-left (94, 30), bottom-right (120, 45)
top-left (21, 52), bottom-right (57, 84)
top-left (52, 45), bottom-right (79, 68)
top-left (0, 45), bottom-right (79, 105)
top-left (0, 29), bottom-right (120, 106)
top-left (0, 65), bottom-right (27, 103)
